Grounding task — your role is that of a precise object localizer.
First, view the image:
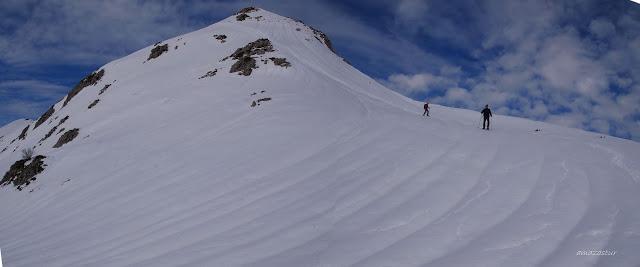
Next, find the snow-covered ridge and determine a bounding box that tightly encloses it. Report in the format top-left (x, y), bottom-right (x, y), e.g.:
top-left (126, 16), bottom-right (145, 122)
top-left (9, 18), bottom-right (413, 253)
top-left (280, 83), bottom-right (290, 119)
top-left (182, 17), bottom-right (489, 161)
top-left (1, 7), bottom-right (639, 267)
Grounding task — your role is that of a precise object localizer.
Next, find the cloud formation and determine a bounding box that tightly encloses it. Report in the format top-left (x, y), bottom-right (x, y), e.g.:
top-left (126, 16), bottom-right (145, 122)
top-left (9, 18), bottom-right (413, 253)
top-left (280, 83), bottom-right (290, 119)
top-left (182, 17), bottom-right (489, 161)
top-left (383, 0), bottom-right (640, 140)
top-left (0, 79), bottom-right (68, 120)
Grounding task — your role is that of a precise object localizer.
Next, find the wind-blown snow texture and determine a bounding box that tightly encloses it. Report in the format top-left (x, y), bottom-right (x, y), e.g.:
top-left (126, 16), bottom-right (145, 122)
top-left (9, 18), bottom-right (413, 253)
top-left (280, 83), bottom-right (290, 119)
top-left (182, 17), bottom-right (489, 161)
top-left (1, 8), bottom-right (640, 267)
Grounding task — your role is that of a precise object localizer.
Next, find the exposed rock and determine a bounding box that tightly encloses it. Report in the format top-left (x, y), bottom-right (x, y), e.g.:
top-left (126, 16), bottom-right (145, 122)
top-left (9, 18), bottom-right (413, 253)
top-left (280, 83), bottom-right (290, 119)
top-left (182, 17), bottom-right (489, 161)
top-left (236, 7), bottom-right (258, 14)
top-left (39, 116), bottom-right (68, 144)
top-left (310, 26), bottom-right (336, 53)
top-left (231, 39), bottom-right (274, 59)
top-left (251, 97), bottom-right (272, 107)
top-left (18, 125), bottom-right (29, 140)
top-left (88, 99), bottom-right (100, 109)
top-left (39, 126), bottom-right (58, 143)
top-left (99, 84), bottom-right (111, 95)
top-left (53, 128), bottom-right (79, 148)
top-left (1, 147), bottom-right (6, 153)
top-left (57, 116), bottom-right (69, 126)
top-left (148, 44), bottom-right (169, 61)
top-left (63, 69), bottom-right (105, 107)
top-left (57, 128), bottom-right (65, 134)
top-left (228, 39), bottom-right (275, 76)
top-left (230, 57), bottom-right (257, 76)
top-left (198, 69), bottom-right (218, 79)
top-left (236, 14), bottom-right (250, 21)
top-left (214, 34), bottom-right (227, 43)
top-left (0, 155), bottom-right (47, 188)
top-left (34, 105), bottom-right (55, 129)
top-left (269, 57), bottom-right (291, 68)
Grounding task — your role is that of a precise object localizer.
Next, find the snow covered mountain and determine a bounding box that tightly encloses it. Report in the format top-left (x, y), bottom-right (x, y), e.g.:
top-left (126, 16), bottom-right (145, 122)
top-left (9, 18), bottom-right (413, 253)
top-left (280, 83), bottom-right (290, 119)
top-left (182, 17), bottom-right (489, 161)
top-left (1, 7), bottom-right (640, 267)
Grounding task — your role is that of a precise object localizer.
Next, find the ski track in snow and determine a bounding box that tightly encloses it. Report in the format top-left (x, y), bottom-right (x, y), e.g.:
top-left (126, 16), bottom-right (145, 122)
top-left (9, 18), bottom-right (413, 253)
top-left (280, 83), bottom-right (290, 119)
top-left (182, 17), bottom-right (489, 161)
top-left (1, 8), bottom-right (640, 267)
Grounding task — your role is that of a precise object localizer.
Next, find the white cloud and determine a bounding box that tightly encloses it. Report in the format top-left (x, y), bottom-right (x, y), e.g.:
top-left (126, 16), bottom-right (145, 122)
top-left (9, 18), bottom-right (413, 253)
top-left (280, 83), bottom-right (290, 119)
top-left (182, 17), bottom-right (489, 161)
top-left (0, 0), bottom-right (240, 66)
top-left (435, 87), bottom-right (475, 108)
top-left (0, 79), bottom-right (69, 123)
top-left (386, 73), bottom-right (440, 93)
top-left (381, 0), bottom-right (640, 140)
top-left (395, 0), bottom-right (429, 23)
top-left (0, 80), bottom-right (69, 100)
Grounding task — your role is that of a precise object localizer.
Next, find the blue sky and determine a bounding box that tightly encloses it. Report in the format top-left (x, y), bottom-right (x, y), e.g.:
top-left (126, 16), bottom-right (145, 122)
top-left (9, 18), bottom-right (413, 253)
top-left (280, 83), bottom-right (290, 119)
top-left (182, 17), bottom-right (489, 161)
top-left (1, 0), bottom-right (639, 140)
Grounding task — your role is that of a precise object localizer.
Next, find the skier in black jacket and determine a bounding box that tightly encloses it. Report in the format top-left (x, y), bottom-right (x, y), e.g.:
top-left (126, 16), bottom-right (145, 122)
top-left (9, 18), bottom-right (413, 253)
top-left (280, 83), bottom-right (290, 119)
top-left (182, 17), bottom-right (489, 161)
top-left (423, 101), bottom-right (430, 117)
top-left (481, 105), bottom-right (492, 130)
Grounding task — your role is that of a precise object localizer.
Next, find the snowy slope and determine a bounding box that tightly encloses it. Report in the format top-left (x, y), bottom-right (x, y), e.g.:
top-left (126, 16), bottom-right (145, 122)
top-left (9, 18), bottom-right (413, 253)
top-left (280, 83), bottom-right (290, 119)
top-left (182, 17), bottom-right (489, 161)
top-left (1, 8), bottom-right (640, 267)
top-left (0, 119), bottom-right (30, 144)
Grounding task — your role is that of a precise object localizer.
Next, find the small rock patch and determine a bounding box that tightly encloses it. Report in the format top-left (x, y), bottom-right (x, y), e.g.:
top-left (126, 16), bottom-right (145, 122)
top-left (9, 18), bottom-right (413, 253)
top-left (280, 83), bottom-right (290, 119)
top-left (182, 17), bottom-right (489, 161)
top-left (236, 7), bottom-right (258, 14)
top-left (40, 126), bottom-right (58, 143)
top-left (251, 97), bottom-right (272, 107)
top-left (236, 13), bottom-right (250, 21)
top-left (231, 57), bottom-right (257, 76)
top-left (198, 69), bottom-right (218, 79)
top-left (57, 116), bottom-right (69, 126)
top-left (214, 34), bottom-right (227, 43)
top-left (230, 39), bottom-right (274, 59)
top-left (88, 99), bottom-right (100, 109)
top-left (18, 125), bottom-right (29, 140)
top-left (269, 57), bottom-right (291, 68)
top-left (99, 84), bottom-right (111, 95)
top-left (148, 44), bottom-right (169, 61)
top-left (228, 39), bottom-right (275, 76)
top-left (64, 69), bottom-right (105, 107)
top-left (34, 105), bottom-right (55, 129)
top-left (53, 128), bottom-right (79, 148)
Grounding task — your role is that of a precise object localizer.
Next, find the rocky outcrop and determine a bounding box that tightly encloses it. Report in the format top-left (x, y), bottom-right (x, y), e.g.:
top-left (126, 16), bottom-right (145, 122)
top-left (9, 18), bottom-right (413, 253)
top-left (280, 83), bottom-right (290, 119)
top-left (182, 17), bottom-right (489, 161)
top-left (99, 84), bottom-right (111, 95)
top-left (229, 39), bottom-right (275, 76)
top-left (58, 116), bottom-right (69, 126)
top-left (1, 155), bottom-right (47, 189)
top-left (231, 39), bottom-right (274, 59)
top-left (148, 44), bottom-right (169, 60)
top-left (18, 125), bottom-right (29, 140)
top-left (236, 7), bottom-right (258, 14)
top-left (231, 57), bottom-right (257, 76)
top-left (40, 115), bottom-right (70, 143)
top-left (214, 34), bottom-right (227, 43)
top-left (63, 69), bottom-right (105, 107)
top-left (53, 128), bottom-right (79, 148)
top-left (34, 105), bottom-right (55, 129)
top-left (88, 99), bottom-right (100, 109)
top-left (310, 26), bottom-right (336, 53)
top-left (40, 126), bottom-right (58, 143)
top-left (269, 57), bottom-right (291, 68)
top-left (198, 69), bottom-right (218, 79)
top-left (236, 14), bottom-right (250, 21)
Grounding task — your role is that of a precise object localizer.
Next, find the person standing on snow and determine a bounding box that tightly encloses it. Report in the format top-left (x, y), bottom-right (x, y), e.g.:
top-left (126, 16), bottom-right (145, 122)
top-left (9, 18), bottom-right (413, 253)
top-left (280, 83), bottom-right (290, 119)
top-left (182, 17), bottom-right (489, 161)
top-left (423, 101), bottom-right (430, 117)
top-left (481, 104), bottom-right (492, 130)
